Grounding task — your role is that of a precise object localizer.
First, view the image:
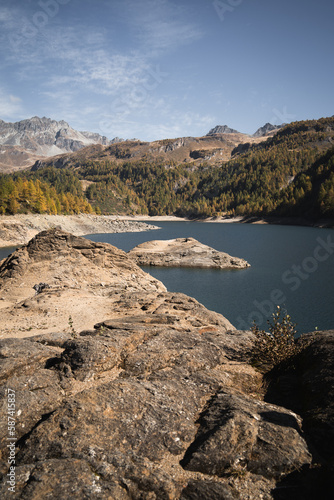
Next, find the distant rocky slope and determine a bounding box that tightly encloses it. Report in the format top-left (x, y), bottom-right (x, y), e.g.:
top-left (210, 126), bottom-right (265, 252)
top-left (0, 229), bottom-right (333, 498)
top-left (30, 134), bottom-right (250, 171)
top-left (0, 116), bottom-right (281, 173)
top-left (253, 122), bottom-right (284, 137)
top-left (30, 131), bottom-right (267, 172)
top-left (128, 237), bottom-right (250, 269)
top-left (0, 214), bottom-right (158, 247)
top-left (0, 117), bottom-right (123, 171)
top-left (206, 125), bottom-right (241, 135)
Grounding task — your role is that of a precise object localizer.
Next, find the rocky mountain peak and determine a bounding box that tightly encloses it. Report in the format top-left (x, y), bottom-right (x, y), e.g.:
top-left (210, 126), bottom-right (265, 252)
top-left (253, 122), bottom-right (284, 137)
top-left (206, 125), bottom-right (241, 135)
top-left (0, 116), bottom-right (124, 170)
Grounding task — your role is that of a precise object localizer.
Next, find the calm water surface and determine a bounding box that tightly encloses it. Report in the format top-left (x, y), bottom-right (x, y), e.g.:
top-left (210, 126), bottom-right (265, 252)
top-left (86, 221), bottom-right (334, 335)
top-left (1, 222), bottom-right (333, 334)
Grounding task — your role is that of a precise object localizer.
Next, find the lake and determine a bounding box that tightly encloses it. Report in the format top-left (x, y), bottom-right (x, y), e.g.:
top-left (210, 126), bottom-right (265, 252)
top-left (1, 221), bottom-right (333, 334)
top-left (86, 221), bottom-right (334, 335)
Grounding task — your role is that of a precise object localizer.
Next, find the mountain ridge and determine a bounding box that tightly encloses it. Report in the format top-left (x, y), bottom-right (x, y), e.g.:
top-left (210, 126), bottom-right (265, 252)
top-left (0, 116), bottom-right (283, 172)
top-left (1, 116), bottom-right (333, 221)
top-left (253, 122), bottom-right (284, 137)
top-left (0, 116), bottom-right (124, 171)
top-left (206, 124), bottom-right (242, 135)
top-left (29, 116), bottom-right (334, 219)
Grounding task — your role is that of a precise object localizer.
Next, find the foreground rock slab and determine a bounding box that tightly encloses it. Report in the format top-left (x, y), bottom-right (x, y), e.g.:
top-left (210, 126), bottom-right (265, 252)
top-left (0, 228), bottom-right (165, 337)
top-left (128, 237), bottom-right (250, 269)
top-left (0, 229), bottom-right (332, 498)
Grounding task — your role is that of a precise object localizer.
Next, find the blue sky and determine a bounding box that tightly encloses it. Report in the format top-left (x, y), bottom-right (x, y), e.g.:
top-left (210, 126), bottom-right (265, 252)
top-left (0, 0), bottom-right (333, 141)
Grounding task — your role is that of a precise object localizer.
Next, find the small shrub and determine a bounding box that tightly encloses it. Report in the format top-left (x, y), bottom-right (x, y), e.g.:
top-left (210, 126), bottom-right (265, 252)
top-left (68, 315), bottom-right (77, 338)
top-left (251, 307), bottom-right (302, 371)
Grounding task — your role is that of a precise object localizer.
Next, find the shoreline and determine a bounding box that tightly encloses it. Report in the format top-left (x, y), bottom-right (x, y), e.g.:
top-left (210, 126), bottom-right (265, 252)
top-left (114, 214), bottom-right (334, 228)
top-left (1, 213), bottom-right (333, 248)
top-left (0, 214), bottom-right (160, 248)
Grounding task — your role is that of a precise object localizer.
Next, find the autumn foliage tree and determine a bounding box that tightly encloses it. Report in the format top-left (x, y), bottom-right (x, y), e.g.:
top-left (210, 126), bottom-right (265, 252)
top-left (0, 174), bottom-right (95, 215)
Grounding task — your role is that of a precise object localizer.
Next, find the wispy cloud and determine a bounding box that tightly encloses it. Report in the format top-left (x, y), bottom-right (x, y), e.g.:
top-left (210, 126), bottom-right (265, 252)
top-left (119, 0), bottom-right (203, 54)
top-left (0, 88), bottom-right (23, 118)
top-left (0, 6), bottom-right (14, 23)
top-left (0, 0), bottom-right (205, 139)
top-left (99, 105), bottom-right (215, 141)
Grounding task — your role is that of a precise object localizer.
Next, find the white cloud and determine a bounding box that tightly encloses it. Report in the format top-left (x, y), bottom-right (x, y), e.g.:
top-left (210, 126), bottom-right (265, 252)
top-left (1, 0), bottom-right (200, 100)
top-left (0, 88), bottom-right (23, 118)
top-left (0, 6), bottom-right (13, 23)
top-left (98, 105), bottom-right (215, 142)
top-left (9, 94), bottom-right (22, 103)
top-left (0, 1), bottom-right (205, 140)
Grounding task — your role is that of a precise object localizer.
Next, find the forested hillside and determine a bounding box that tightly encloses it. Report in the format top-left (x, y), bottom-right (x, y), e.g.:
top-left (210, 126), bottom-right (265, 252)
top-left (1, 117), bottom-right (333, 220)
top-left (275, 146), bottom-right (334, 218)
top-left (0, 170), bottom-right (94, 215)
top-left (79, 117), bottom-right (334, 218)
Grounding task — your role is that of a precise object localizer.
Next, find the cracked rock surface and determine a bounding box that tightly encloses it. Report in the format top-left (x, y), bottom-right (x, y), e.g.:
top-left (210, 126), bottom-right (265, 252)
top-left (0, 229), bottom-right (332, 498)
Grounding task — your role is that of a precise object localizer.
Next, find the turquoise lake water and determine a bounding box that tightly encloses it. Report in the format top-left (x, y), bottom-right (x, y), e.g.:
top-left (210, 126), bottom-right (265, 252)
top-left (1, 221), bottom-right (333, 334)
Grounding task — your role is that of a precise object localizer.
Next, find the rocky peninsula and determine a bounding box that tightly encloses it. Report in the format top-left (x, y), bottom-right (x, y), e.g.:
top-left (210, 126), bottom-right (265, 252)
top-left (0, 214), bottom-right (159, 247)
top-left (0, 229), bottom-right (333, 499)
top-left (128, 237), bottom-right (250, 269)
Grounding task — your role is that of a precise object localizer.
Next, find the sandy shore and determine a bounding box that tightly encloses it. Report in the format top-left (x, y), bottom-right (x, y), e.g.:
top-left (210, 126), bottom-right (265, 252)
top-left (0, 214), bottom-right (160, 247)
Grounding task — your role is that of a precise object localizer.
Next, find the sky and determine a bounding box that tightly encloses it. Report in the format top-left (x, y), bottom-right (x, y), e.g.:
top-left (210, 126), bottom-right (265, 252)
top-left (0, 0), bottom-right (333, 141)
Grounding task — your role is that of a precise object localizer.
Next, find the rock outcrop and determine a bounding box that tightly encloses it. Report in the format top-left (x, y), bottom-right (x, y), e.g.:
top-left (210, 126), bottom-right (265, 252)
top-left (264, 331), bottom-right (334, 498)
top-left (0, 228), bottom-right (165, 337)
top-left (0, 229), bottom-right (332, 498)
top-left (128, 237), bottom-right (250, 269)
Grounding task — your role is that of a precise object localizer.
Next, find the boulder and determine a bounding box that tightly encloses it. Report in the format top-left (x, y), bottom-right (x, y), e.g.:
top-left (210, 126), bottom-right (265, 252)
top-left (265, 331), bottom-right (334, 497)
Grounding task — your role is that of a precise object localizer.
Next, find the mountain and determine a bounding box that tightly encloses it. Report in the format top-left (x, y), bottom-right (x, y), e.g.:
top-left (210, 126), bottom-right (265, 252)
top-left (275, 145), bottom-right (334, 219)
top-left (1, 116), bottom-right (334, 220)
top-left (253, 122), bottom-right (284, 137)
top-left (79, 130), bottom-right (122, 145)
top-left (30, 133), bottom-right (259, 172)
top-left (35, 116), bottom-right (334, 219)
top-left (206, 125), bottom-right (241, 135)
top-left (31, 125), bottom-right (274, 172)
top-left (0, 116), bottom-right (123, 171)
top-left (183, 117), bottom-right (334, 219)
top-left (206, 123), bottom-right (285, 138)
top-left (0, 116), bottom-right (284, 173)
